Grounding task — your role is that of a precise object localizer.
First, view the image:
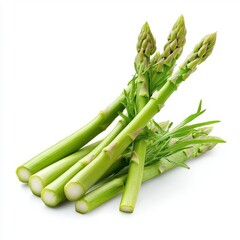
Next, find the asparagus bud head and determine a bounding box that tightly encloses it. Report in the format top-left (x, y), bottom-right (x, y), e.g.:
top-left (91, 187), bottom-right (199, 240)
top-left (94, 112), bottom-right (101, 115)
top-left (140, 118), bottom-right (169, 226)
top-left (151, 15), bottom-right (186, 73)
top-left (135, 22), bottom-right (156, 74)
top-left (169, 32), bottom-right (217, 86)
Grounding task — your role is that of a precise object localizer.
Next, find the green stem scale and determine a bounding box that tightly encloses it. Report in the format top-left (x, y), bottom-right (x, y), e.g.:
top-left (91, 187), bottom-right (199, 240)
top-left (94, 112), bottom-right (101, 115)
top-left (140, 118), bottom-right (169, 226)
top-left (75, 142), bottom-right (217, 214)
top-left (64, 33), bottom-right (217, 201)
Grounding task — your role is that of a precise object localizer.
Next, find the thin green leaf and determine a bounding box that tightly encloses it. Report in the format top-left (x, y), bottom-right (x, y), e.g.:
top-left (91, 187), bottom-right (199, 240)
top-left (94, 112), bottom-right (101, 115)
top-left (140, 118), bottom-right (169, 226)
top-left (197, 100), bottom-right (202, 112)
top-left (171, 110), bottom-right (206, 132)
top-left (176, 120), bottom-right (220, 132)
top-left (160, 138), bottom-right (225, 156)
top-left (169, 121), bottom-right (219, 138)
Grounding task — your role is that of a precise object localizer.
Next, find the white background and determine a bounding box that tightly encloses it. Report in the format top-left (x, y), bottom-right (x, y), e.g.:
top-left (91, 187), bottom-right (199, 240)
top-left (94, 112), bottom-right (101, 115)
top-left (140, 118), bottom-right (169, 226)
top-left (1, 0), bottom-right (240, 239)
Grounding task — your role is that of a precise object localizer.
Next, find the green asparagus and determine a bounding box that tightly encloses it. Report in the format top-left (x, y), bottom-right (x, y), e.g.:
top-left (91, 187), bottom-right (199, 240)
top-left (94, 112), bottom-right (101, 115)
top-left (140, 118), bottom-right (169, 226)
top-left (64, 33), bottom-right (217, 201)
top-left (16, 17), bottom-right (223, 215)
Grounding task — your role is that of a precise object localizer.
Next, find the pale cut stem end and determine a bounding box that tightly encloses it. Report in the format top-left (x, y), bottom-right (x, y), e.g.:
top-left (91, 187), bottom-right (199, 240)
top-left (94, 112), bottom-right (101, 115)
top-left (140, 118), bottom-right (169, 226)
top-left (41, 189), bottom-right (59, 207)
top-left (16, 166), bottom-right (31, 183)
top-left (64, 182), bottom-right (85, 201)
top-left (75, 200), bottom-right (89, 214)
top-left (29, 175), bottom-right (44, 196)
top-left (120, 205), bottom-right (134, 213)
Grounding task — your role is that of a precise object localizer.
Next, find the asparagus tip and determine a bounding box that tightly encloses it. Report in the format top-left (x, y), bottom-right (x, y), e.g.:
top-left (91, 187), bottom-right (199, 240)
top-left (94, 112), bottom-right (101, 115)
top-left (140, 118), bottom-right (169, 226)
top-left (197, 32), bottom-right (217, 64)
top-left (175, 31), bottom-right (217, 78)
top-left (176, 15), bottom-right (185, 25)
top-left (64, 182), bottom-right (85, 201)
top-left (143, 21), bottom-right (150, 28)
top-left (135, 21), bottom-right (156, 73)
top-left (170, 15), bottom-right (185, 33)
top-left (16, 166), bottom-right (31, 183)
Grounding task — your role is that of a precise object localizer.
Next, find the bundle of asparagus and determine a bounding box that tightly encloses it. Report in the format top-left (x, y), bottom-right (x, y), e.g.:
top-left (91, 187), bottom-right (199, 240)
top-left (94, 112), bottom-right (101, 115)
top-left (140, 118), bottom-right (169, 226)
top-left (16, 16), bottom-right (224, 213)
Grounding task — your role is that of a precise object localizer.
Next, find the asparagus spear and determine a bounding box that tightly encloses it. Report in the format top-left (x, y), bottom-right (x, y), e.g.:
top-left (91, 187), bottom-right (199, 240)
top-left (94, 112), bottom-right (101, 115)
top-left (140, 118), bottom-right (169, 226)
top-left (64, 33), bottom-right (217, 200)
top-left (119, 21), bottom-right (153, 213)
top-left (120, 16), bottom-right (187, 213)
top-left (75, 141), bottom-right (218, 214)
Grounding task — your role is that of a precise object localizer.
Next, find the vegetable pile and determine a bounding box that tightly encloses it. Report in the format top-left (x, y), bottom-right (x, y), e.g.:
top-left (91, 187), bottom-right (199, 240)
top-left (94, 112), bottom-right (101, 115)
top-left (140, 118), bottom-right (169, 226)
top-left (16, 16), bottom-right (224, 214)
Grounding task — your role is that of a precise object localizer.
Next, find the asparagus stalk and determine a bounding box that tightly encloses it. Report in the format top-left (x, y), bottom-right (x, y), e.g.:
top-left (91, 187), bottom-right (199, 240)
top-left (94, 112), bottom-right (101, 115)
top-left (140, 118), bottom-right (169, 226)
top-left (75, 141), bottom-right (218, 214)
top-left (120, 16), bottom-right (187, 213)
top-left (119, 140), bottom-right (147, 213)
top-left (16, 93), bottom-right (125, 183)
top-left (65, 33), bottom-right (217, 200)
top-left (119, 22), bottom-right (153, 213)
top-left (28, 141), bottom-right (100, 196)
